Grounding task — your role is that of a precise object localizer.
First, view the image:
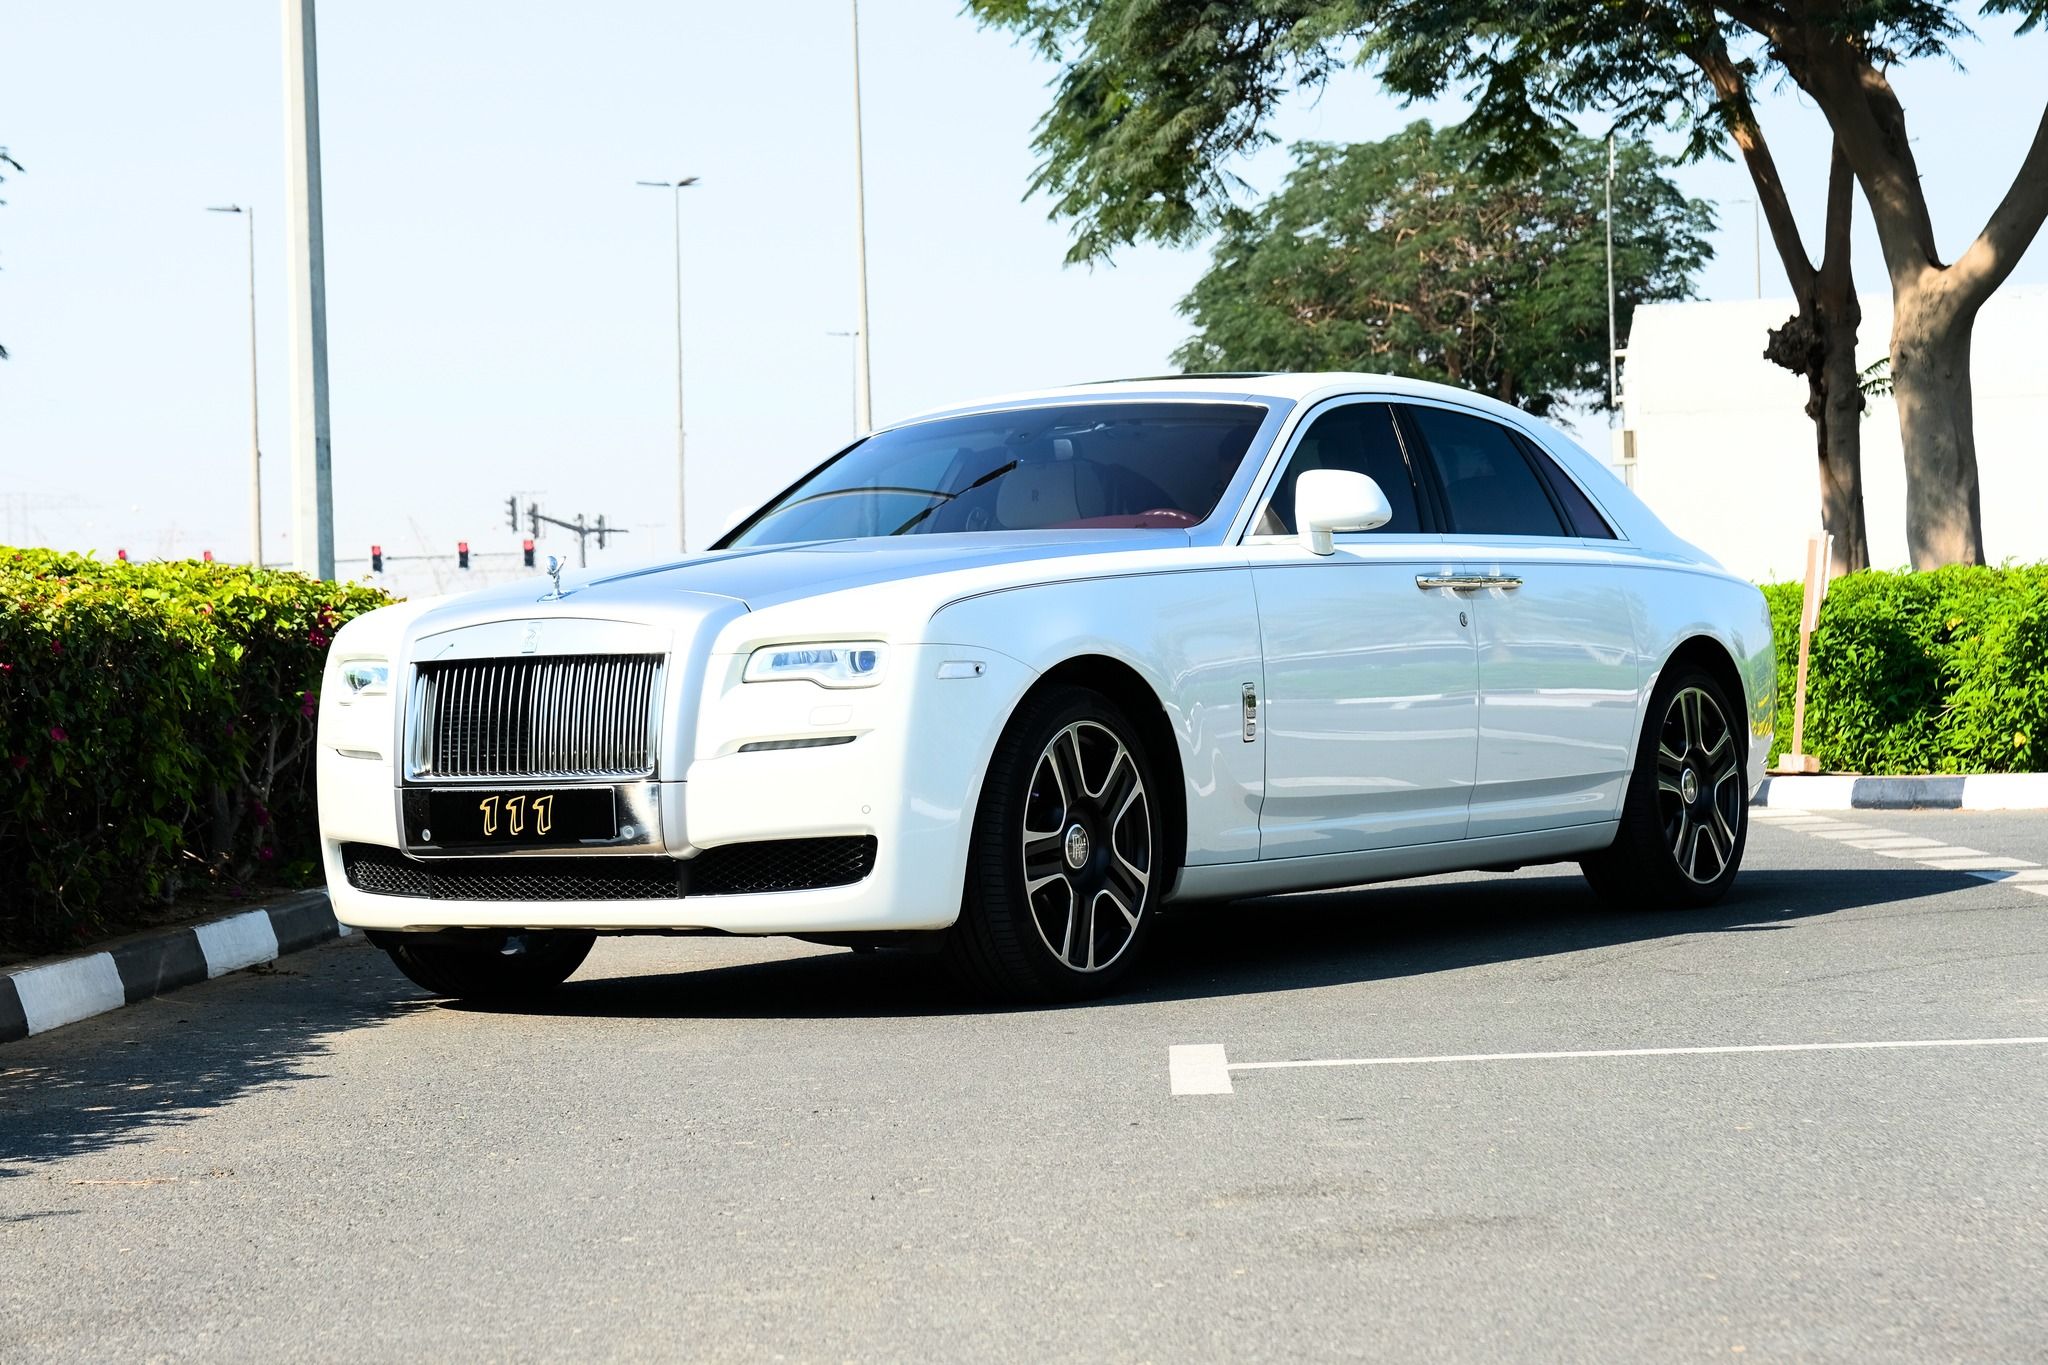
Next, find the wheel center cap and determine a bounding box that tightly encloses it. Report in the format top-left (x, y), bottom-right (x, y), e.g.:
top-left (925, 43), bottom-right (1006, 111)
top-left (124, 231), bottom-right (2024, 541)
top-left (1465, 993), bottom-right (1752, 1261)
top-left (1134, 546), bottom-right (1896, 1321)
top-left (1063, 824), bottom-right (1091, 870)
top-left (1680, 768), bottom-right (1701, 805)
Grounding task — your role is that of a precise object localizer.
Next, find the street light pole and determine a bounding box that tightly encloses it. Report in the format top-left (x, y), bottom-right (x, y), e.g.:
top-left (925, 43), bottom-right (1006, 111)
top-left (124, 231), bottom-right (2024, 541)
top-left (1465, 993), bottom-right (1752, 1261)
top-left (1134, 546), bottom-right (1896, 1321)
top-left (636, 176), bottom-right (698, 552)
top-left (281, 0), bottom-right (334, 580)
top-left (208, 204), bottom-right (263, 565)
top-left (1604, 133), bottom-right (1617, 410)
top-left (849, 0), bottom-right (874, 434)
top-left (1729, 197), bottom-right (1762, 298)
top-left (826, 330), bottom-right (859, 434)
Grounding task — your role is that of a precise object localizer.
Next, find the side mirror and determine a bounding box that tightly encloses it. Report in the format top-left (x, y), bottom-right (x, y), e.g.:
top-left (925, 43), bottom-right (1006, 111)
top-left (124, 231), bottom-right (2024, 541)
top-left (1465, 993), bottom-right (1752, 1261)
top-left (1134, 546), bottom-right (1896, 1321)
top-left (1296, 469), bottom-right (1393, 555)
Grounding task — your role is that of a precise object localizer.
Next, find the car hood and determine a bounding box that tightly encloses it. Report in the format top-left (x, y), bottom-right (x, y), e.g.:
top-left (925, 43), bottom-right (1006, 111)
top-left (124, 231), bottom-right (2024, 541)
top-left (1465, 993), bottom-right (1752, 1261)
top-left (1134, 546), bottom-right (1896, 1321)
top-left (437, 530), bottom-right (1191, 618)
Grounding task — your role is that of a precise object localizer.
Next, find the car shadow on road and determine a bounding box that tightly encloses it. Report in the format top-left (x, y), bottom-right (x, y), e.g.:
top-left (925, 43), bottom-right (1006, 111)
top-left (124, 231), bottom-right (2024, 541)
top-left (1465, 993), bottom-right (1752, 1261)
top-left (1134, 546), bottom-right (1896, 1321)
top-left (516, 863), bottom-right (1990, 1022)
top-left (0, 942), bottom-right (428, 1181)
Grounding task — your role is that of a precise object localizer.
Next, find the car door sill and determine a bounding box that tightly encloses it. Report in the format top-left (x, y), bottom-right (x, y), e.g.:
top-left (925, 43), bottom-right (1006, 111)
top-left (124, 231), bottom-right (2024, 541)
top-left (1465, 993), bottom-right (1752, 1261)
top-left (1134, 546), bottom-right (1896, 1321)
top-left (1169, 823), bottom-right (1618, 903)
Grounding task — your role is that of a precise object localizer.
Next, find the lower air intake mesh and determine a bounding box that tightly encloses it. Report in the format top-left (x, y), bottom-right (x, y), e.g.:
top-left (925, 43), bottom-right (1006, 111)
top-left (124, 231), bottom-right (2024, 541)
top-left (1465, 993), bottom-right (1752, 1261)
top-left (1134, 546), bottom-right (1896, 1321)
top-left (340, 837), bottom-right (878, 902)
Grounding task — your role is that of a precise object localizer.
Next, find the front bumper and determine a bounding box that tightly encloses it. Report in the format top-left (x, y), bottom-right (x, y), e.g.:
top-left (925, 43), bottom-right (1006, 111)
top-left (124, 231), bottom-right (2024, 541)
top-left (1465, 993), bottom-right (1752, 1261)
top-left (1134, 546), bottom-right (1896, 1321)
top-left (316, 643), bottom-right (1037, 935)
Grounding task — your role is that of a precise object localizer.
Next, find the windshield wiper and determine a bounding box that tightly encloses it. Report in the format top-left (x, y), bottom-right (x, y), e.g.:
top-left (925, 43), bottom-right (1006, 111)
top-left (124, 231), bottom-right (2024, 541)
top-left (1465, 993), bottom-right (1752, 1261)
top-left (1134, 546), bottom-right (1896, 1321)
top-left (889, 461), bottom-right (1019, 536)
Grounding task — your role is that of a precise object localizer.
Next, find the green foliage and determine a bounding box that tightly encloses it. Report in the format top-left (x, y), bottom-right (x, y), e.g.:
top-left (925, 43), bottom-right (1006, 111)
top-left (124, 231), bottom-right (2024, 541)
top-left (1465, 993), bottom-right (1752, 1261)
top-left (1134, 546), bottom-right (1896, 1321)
top-left (968, 1), bottom-right (2033, 264)
top-left (1764, 564), bottom-right (2048, 774)
top-left (0, 548), bottom-right (388, 953)
top-left (1173, 121), bottom-right (1710, 413)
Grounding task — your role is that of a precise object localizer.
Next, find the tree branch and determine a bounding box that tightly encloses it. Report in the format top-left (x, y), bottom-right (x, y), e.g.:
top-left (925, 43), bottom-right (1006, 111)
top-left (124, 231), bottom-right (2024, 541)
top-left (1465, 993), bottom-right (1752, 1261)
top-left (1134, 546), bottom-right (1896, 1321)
top-left (1948, 101), bottom-right (2048, 309)
top-left (1795, 47), bottom-right (1942, 289)
top-left (1688, 27), bottom-right (1816, 295)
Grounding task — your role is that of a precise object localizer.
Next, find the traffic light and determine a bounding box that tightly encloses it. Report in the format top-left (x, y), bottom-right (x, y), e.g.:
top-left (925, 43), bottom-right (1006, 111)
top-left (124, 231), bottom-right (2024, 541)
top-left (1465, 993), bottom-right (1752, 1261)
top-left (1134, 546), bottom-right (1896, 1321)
top-left (527, 503), bottom-right (540, 538)
top-left (506, 495), bottom-right (519, 531)
top-left (522, 537), bottom-right (536, 568)
top-left (457, 541), bottom-right (471, 570)
top-left (596, 514), bottom-right (609, 550)
top-left (371, 544), bottom-right (384, 573)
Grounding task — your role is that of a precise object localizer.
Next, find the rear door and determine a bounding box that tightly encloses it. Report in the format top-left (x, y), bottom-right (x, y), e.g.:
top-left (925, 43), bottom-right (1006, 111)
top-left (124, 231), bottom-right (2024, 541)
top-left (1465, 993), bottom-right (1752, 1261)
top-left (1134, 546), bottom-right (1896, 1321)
top-left (1394, 401), bottom-right (1642, 838)
top-left (1246, 399), bottom-right (1480, 857)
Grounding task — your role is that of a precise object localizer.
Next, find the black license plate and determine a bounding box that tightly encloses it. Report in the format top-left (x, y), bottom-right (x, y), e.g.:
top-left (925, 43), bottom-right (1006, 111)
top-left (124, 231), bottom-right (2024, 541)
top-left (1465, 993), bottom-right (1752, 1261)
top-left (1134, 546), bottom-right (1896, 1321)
top-left (405, 787), bottom-right (617, 849)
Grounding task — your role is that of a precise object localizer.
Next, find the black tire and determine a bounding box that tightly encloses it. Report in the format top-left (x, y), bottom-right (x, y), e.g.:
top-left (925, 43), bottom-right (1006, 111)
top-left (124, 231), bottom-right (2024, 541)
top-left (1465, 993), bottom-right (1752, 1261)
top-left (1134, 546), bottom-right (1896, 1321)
top-left (943, 685), bottom-right (1165, 1002)
top-left (380, 930), bottom-right (596, 1005)
top-left (1581, 666), bottom-right (1749, 908)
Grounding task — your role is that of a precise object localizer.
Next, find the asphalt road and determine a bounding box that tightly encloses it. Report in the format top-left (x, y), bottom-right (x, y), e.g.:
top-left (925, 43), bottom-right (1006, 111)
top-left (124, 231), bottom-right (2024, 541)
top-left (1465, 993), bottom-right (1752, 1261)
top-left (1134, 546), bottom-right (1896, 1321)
top-left (4, 809), bottom-right (2046, 1363)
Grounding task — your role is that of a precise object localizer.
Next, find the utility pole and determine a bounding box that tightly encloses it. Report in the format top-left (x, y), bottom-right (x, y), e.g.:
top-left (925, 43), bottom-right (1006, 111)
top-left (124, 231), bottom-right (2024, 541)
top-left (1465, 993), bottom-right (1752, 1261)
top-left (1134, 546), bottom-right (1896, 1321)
top-left (636, 177), bottom-right (699, 552)
top-left (1604, 132), bottom-right (1617, 412)
top-left (849, 0), bottom-right (874, 433)
top-left (282, 0), bottom-right (334, 579)
top-left (208, 204), bottom-right (263, 565)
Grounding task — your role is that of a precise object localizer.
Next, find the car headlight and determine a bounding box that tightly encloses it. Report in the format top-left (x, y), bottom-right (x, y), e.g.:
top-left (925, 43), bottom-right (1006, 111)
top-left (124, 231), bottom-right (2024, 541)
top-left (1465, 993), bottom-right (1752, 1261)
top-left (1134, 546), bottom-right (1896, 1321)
top-left (338, 659), bottom-right (390, 699)
top-left (743, 642), bottom-right (886, 688)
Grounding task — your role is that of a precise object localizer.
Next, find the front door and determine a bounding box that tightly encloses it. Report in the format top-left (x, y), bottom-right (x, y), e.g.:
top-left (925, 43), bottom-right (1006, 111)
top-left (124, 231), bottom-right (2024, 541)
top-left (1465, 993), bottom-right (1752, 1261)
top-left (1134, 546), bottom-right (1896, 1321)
top-left (1248, 400), bottom-right (1480, 857)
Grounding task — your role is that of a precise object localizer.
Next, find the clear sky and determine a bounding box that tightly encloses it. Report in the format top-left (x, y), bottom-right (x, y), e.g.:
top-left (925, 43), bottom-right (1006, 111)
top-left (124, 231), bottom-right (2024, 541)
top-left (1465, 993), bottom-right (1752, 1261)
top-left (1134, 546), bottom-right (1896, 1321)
top-left (2, 2), bottom-right (2042, 571)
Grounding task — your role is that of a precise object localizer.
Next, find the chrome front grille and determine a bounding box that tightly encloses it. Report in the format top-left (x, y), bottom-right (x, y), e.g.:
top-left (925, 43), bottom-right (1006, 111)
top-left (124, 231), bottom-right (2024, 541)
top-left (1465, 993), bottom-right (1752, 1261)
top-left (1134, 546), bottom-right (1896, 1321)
top-left (406, 654), bottom-right (664, 781)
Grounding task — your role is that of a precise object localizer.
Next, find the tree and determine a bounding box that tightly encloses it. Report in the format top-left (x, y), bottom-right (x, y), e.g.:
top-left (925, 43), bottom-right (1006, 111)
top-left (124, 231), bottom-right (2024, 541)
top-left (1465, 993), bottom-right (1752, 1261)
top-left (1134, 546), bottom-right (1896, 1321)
top-left (973, 0), bottom-right (2048, 569)
top-left (1174, 121), bottom-right (1713, 417)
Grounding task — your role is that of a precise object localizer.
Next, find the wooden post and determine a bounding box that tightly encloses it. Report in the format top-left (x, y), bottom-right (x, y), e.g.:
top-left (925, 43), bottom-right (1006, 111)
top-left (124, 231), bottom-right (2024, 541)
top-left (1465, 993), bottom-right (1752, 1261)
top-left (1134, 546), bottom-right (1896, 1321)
top-left (1774, 533), bottom-right (1833, 775)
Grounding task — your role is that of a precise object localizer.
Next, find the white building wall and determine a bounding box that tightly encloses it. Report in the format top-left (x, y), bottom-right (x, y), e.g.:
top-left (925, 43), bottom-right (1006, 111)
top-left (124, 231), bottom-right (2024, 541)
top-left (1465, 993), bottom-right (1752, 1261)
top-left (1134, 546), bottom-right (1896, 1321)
top-left (1619, 285), bottom-right (2048, 583)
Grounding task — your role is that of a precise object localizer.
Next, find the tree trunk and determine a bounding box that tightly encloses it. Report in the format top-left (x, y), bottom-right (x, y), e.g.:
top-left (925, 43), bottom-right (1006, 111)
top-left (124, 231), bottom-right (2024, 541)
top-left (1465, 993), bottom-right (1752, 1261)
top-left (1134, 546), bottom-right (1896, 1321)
top-left (1890, 281), bottom-right (1986, 568)
top-left (1815, 298), bottom-right (1868, 574)
top-left (1756, 138), bottom-right (1868, 576)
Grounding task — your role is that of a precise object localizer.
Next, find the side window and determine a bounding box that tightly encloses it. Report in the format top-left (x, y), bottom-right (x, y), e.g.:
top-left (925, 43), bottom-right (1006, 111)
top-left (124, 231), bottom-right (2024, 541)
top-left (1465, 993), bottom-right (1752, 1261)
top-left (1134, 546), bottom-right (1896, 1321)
top-left (1401, 406), bottom-right (1567, 537)
top-left (1516, 433), bottom-right (1618, 539)
top-left (1255, 402), bottom-right (1424, 536)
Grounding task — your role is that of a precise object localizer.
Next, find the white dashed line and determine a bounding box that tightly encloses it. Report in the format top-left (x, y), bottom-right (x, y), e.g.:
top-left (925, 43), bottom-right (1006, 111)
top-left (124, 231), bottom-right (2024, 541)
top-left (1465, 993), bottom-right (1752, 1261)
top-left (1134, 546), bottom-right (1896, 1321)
top-left (1170, 1037), bottom-right (2048, 1094)
top-left (1167, 1044), bottom-right (1235, 1096)
top-left (1749, 806), bottom-right (2042, 889)
top-left (1919, 856), bottom-right (2035, 871)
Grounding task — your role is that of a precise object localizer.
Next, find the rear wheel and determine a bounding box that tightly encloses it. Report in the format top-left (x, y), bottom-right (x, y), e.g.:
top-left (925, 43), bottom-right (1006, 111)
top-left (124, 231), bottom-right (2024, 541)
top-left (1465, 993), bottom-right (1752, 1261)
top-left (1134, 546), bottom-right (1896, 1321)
top-left (944, 686), bottom-right (1162, 1002)
top-left (380, 930), bottom-right (596, 1005)
top-left (1582, 667), bottom-right (1748, 908)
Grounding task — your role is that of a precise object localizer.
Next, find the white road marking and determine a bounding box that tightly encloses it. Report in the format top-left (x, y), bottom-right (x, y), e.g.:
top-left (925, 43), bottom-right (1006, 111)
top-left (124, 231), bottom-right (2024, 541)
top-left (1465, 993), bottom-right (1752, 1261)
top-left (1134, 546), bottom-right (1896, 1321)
top-left (1873, 845), bottom-right (1990, 861)
top-left (1810, 827), bottom-right (1904, 840)
top-left (1168, 1044), bottom-right (1235, 1096)
top-left (1215, 1036), bottom-right (2048, 1077)
top-left (1841, 836), bottom-right (1947, 849)
top-left (1918, 855), bottom-right (2038, 871)
top-left (1973, 868), bottom-right (2048, 884)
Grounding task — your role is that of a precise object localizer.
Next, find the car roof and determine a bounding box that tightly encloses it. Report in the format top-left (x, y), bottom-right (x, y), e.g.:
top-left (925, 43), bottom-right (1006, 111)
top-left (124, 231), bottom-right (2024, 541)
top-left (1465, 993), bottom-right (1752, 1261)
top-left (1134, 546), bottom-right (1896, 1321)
top-left (890, 371), bottom-right (1539, 430)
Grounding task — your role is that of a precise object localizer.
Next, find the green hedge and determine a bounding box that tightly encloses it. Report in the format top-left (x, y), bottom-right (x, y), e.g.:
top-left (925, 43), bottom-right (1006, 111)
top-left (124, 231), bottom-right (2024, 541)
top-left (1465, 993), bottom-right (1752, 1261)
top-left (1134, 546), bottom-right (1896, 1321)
top-left (1, 549), bottom-right (387, 954)
top-left (1764, 564), bottom-right (2048, 775)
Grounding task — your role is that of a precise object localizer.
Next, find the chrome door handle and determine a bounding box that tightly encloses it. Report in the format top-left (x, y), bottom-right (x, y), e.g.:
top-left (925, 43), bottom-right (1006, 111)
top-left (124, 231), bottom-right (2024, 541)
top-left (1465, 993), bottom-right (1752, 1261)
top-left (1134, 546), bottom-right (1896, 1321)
top-left (1415, 574), bottom-right (1522, 591)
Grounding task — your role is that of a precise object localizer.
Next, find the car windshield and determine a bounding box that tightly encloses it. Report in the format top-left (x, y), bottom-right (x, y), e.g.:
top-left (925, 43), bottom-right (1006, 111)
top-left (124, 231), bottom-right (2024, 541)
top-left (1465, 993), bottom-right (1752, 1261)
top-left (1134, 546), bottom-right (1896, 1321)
top-left (722, 401), bottom-right (1268, 547)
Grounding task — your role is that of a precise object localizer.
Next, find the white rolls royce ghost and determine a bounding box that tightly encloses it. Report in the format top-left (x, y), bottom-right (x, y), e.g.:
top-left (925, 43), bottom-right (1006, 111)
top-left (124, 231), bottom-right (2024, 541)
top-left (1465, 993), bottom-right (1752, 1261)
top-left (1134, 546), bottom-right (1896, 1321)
top-left (317, 373), bottom-right (1773, 1003)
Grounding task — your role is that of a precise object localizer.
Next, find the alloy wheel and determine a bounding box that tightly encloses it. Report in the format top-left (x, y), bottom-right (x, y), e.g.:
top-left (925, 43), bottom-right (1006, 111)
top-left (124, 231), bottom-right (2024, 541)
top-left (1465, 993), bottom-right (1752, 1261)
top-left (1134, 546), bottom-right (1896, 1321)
top-left (1020, 720), bottom-right (1152, 972)
top-left (1656, 686), bottom-right (1743, 884)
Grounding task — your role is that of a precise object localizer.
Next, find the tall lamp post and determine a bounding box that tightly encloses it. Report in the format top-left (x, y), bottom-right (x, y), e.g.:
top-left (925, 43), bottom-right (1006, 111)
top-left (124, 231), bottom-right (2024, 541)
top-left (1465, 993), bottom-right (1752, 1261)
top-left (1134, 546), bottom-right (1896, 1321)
top-left (826, 330), bottom-right (862, 434)
top-left (849, 0), bottom-right (874, 433)
top-left (282, 0), bottom-right (334, 580)
top-left (208, 205), bottom-right (263, 565)
top-left (1728, 196), bottom-right (1762, 298)
top-left (636, 176), bottom-right (699, 552)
